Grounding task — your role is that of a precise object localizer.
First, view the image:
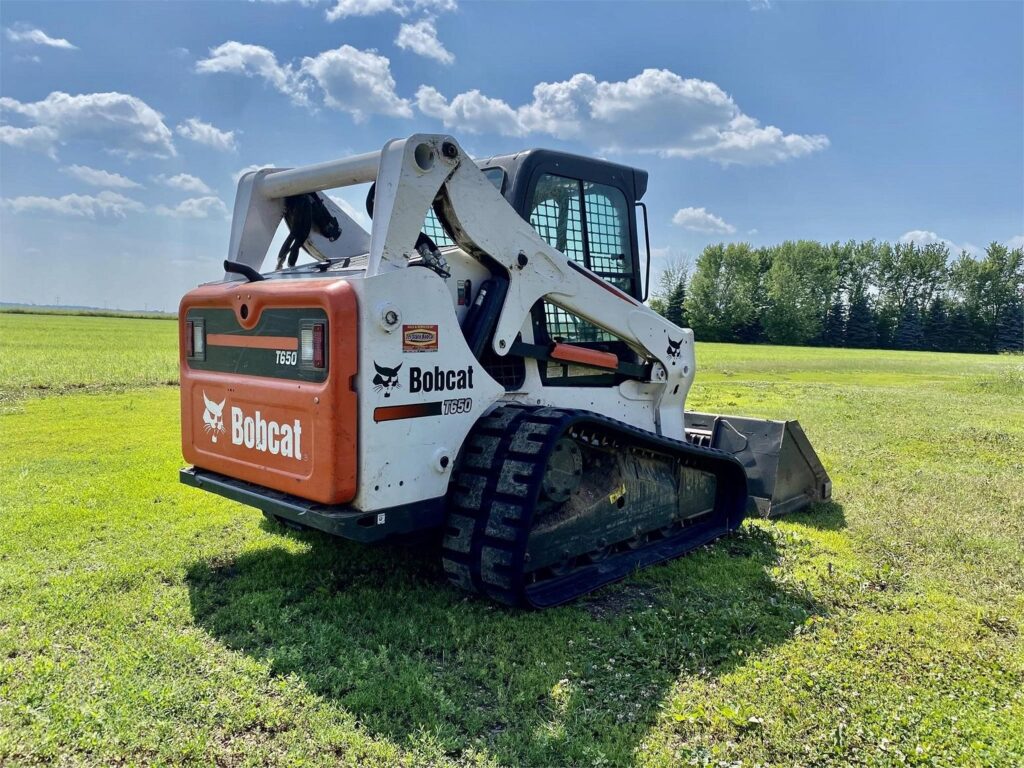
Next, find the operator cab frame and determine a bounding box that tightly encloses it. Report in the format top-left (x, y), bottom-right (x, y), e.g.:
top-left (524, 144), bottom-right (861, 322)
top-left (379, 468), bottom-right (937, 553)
top-left (481, 149), bottom-right (649, 303)
top-left (480, 150), bottom-right (651, 387)
top-left (418, 148), bottom-right (655, 389)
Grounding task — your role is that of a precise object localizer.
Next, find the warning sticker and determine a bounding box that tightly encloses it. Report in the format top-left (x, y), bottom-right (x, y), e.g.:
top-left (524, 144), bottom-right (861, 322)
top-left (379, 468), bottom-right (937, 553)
top-left (402, 324), bottom-right (439, 353)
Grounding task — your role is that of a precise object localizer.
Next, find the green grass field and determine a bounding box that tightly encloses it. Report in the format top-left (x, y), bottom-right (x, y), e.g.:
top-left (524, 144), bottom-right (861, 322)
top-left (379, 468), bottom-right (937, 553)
top-left (1, 313), bottom-right (1022, 766)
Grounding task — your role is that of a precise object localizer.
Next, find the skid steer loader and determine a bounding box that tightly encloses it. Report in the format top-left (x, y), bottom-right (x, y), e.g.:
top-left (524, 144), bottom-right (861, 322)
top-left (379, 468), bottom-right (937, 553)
top-left (179, 134), bottom-right (830, 608)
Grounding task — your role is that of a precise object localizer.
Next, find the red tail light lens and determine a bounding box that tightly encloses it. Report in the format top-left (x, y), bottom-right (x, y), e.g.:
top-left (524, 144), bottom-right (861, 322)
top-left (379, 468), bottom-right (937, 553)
top-left (312, 323), bottom-right (325, 369)
top-left (301, 322), bottom-right (326, 369)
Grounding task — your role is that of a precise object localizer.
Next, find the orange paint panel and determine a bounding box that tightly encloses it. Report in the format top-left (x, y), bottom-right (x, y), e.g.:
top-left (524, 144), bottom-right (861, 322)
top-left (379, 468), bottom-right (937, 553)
top-left (179, 278), bottom-right (358, 505)
top-left (550, 343), bottom-right (619, 370)
top-left (207, 333), bottom-right (299, 350)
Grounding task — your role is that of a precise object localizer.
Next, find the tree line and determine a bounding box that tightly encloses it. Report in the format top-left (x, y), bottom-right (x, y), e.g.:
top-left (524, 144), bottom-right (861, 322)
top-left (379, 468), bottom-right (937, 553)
top-left (650, 240), bottom-right (1024, 353)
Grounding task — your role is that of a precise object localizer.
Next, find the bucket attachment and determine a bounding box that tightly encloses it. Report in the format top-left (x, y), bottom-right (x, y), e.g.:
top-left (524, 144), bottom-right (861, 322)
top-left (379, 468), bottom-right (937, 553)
top-left (684, 412), bottom-right (831, 518)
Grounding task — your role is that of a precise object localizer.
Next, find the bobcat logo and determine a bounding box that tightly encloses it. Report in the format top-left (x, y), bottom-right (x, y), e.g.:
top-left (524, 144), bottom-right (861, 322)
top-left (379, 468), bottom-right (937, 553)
top-left (202, 392), bottom-right (226, 442)
top-left (666, 337), bottom-right (683, 359)
top-left (372, 362), bottom-right (402, 398)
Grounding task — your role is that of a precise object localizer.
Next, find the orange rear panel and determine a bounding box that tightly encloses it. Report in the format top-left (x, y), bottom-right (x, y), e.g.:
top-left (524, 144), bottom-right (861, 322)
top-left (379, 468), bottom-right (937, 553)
top-left (180, 278), bottom-right (358, 505)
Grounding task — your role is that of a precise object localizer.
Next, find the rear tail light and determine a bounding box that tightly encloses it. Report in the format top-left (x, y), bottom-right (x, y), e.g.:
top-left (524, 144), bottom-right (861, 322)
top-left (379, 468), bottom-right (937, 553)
top-left (312, 323), bottom-right (325, 369)
top-left (186, 318), bottom-right (205, 360)
top-left (301, 322), bottom-right (326, 369)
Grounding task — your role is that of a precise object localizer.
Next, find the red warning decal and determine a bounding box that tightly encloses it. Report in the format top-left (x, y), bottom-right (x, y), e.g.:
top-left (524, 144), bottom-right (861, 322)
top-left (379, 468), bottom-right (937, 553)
top-left (402, 324), bottom-right (439, 353)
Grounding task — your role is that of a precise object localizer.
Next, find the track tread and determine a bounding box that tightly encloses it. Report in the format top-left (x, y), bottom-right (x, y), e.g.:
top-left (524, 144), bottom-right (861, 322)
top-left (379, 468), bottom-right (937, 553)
top-left (440, 405), bottom-right (748, 608)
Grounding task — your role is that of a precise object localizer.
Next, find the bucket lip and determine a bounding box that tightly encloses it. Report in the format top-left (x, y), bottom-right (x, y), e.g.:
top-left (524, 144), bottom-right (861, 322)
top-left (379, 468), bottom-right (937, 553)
top-left (683, 411), bottom-right (832, 517)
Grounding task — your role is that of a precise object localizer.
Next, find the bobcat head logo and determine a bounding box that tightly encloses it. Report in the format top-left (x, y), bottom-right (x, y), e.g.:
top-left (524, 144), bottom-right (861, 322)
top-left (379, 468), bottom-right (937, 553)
top-left (666, 337), bottom-right (683, 359)
top-left (372, 362), bottom-right (402, 398)
top-left (202, 391), bottom-right (226, 442)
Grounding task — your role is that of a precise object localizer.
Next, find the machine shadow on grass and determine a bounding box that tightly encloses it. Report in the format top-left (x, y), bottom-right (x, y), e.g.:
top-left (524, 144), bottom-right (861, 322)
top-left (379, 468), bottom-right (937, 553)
top-left (185, 510), bottom-right (832, 765)
top-left (783, 500), bottom-right (846, 531)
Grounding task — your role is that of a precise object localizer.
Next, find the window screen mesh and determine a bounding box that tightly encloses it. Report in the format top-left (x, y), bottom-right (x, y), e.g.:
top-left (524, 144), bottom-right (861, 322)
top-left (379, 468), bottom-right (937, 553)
top-left (584, 187), bottom-right (630, 280)
top-left (529, 174), bottom-right (635, 345)
top-left (530, 176), bottom-right (584, 262)
top-left (422, 208), bottom-right (454, 247)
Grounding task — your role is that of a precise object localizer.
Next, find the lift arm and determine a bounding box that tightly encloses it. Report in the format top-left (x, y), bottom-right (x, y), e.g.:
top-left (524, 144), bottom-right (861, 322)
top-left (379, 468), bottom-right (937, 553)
top-left (226, 134), bottom-right (694, 438)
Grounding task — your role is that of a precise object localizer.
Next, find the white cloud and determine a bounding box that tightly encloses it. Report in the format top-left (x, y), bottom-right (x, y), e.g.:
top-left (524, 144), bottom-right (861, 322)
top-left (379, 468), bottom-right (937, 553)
top-left (196, 42), bottom-right (309, 106)
top-left (197, 42), bottom-right (410, 120)
top-left (325, 0), bottom-right (456, 21)
top-left (4, 24), bottom-right (77, 50)
top-left (672, 206), bottom-right (736, 234)
top-left (155, 196), bottom-right (229, 219)
top-left (415, 86), bottom-right (519, 135)
top-left (155, 173), bottom-right (213, 194)
top-left (0, 91), bottom-right (175, 158)
top-left (1, 190), bottom-right (144, 218)
top-left (62, 164), bottom-right (142, 189)
top-left (417, 68), bottom-right (829, 165)
top-left (176, 117), bottom-right (237, 151)
top-left (301, 45), bottom-right (412, 119)
top-left (326, 0), bottom-right (396, 17)
top-left (1005, 235), bottom-right (1024, 250)
top-left (395, 19), bottom-right (454, 64)
top-left (898, 230), bottom-right (982, 258)
top-left (0, 125), bottom-right (58, 157)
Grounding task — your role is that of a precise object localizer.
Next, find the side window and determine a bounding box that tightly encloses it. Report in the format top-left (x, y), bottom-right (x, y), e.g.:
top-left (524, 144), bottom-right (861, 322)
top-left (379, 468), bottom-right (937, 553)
top-left (583, 185), bottom-right (632, 293)
top-left (529, 174), bottom-right (633, 290)
top-left (529, 175), bottom-right (584, 262)
top-left (529, 174), bottom-right (635, 351)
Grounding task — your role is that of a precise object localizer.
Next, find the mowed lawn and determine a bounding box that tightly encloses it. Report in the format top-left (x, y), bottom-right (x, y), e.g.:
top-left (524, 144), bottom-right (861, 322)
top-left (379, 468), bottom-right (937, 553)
top-left (1, 313), bottom-right (1022, 767)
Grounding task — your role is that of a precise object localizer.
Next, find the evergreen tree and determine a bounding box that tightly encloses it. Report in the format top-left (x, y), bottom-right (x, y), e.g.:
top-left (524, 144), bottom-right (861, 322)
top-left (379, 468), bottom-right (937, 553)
top-left (947, 304), bottom-right (975, 352)
top-left (894, 303), bottom-right (925, 350)
top-left (923, 297), bottom-right (951, 351)
top-left (995, 297), bottom-right (1023, 352)
top-left (734, 315), bottom-right (765, 344)
top-left (875, 311), bottom-right (894, 349)
top-left (665, 279), bottom-right (688, 329)
top-left (845, 292), bottom-right (877, 348)
top-left (822, 297), bottom-right (846, 347)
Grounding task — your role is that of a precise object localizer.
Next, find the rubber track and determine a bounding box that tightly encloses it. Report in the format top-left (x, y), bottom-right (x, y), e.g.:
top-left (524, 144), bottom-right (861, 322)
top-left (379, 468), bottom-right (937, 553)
top-left (441, 405), bottom-right (749, 608)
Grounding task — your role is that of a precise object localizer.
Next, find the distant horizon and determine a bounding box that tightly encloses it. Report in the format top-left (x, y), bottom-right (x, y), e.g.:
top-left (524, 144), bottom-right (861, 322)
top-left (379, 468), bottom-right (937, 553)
top-left (0, 300), bottom-right (175, 316)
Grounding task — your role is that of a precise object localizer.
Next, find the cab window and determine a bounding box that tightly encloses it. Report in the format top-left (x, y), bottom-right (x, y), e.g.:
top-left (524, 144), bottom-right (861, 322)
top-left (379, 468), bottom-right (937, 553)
top-left (529, 174), bottom-right (634, 293)
top-left (528, 173), bottom-right (636, 382)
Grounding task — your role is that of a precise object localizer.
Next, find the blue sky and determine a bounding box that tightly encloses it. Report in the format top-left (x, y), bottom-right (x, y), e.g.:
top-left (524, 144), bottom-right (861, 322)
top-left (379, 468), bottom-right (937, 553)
top-left (1, 0), bottom-right (1021, 312)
